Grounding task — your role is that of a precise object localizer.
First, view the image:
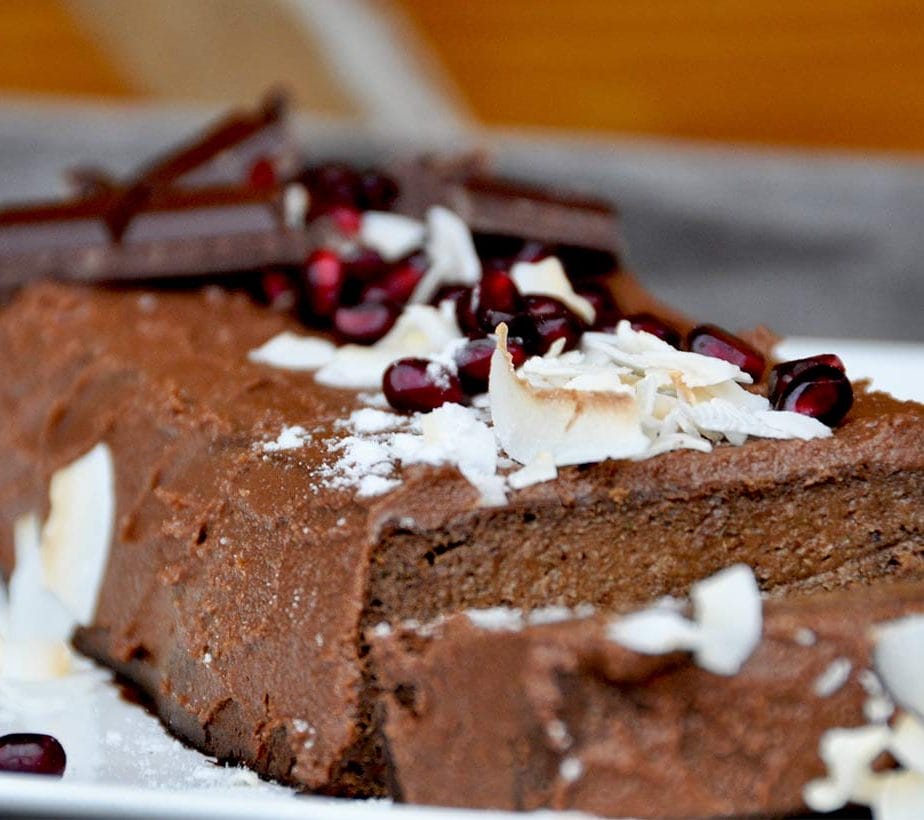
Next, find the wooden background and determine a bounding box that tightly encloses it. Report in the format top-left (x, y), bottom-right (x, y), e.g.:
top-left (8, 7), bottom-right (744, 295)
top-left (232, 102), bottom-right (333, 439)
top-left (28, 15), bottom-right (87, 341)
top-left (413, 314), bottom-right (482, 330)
top-left (0, 0), bottom-right (922, 153)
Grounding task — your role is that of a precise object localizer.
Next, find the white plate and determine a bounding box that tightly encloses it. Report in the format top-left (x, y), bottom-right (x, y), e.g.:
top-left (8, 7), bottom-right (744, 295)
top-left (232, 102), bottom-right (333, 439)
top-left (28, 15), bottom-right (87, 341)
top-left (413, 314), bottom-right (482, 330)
top-left (1, 338), bottom-right (921, 818)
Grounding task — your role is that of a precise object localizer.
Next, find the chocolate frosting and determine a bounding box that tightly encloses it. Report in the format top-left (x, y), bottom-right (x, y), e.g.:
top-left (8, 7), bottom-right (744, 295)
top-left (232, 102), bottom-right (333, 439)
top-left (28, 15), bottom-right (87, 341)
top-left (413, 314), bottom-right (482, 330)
top-left (0, 282), bottom-right (922, 802)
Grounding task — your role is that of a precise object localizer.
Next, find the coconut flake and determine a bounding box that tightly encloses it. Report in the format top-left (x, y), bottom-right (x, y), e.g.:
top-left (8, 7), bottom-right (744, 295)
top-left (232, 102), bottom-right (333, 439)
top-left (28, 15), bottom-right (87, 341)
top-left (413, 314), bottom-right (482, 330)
top-left (465, 607), bottom-right (524, 632)
top-left (510, 257), bottom-right (596, 325)
top-left (608, 564), bottom-right (762, 676)
top-left (508, 452), bottom-right (558, 490)
top-left (689, 564), bottom-right (762, 675)
top-left (813, 657), bottom-right (853, 698)
top-left (0, 515), bottom-right (76, 681)
top-left (873, 615), bottom-right (924, 720)
top-left (283, 183), bottom-right (309, 228)
top-left (40, 443), bottom-right (115, 626)
top-left (803, 725), bottom-right (892, 812)
top-left (490, 325), bottom-right (648, 466)
top-left (411, 206), bottom-right (481, 304)
top-left (248, 331), bottom-right (336, 371)
top-left (359, 211), bottom-right (426, 262)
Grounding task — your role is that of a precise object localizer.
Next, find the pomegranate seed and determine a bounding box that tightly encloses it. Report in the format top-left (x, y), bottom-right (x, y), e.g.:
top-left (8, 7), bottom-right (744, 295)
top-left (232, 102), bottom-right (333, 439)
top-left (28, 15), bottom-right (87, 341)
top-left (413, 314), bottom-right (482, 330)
top-left (344, 249), bottom-right (387, 284)
top-left (475, 270), bottom-right (523, 332)
top-left (329, 206), bottom-right (362, 236)
top-left (301, 249), bottom-right (344, 319)
top-left (362, 258), bottom-right (424, 305)
top-left (768, 354), bottom-right (846, 405)
top-left (258, 269), bottom-right (298, 311)
top-left (333, 302), bottom-right (398, 345)
top-left (383, 358), bottom-right (464, 412)
top-left (304, 163), bottom-right (360, 214)
top-left (774, 363), bottom-right (854, 426)
top-left (626, 313), bottom-right (682, 348)
top-left (454, 337), bottom-right (527, 394)
top-left (688, 324), bottom-right (766, 381)
top-left (358, 172), bottom-right (399, 211)
top-left (513, 295), bottom-right (583, 354)
top-left (0, 733), bottom-right (66, 777)
top-left (247, 157), bottom-right (276, 189)
top-left (575, 282), bottom-right (620, 329)
top-left (453, 288), bottom-right (482, 336)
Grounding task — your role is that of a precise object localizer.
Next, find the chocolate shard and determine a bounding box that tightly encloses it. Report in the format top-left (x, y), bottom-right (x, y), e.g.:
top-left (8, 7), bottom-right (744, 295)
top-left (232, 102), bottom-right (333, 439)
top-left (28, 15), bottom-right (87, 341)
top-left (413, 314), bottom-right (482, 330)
top-left (390, 154), bottom-right (622, 254)
top-left (0, 183), bottom-right (311, 288)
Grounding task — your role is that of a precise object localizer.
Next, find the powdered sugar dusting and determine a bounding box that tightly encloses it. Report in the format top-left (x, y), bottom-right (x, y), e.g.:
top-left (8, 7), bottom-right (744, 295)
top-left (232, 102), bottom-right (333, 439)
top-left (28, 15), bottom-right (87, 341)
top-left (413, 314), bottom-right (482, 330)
top-left (261, 425), bottom-right (311, 453)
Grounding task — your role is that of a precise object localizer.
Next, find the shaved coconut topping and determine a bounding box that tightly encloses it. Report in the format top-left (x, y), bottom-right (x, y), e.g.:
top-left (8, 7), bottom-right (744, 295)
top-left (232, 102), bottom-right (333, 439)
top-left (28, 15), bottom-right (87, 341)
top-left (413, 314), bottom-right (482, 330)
top-left (359, 211), bottom-right (426, 262)
top-left (608, 564), bottom-right (762, 675)
top-left (507, 452), bottom-right (558, 489)
top-left (510, 257), bottom-right (596, 325)
top-left (41, 443), bottom-right (115, 626)
top-left (490, 320), bottom-right (830, 468)
top-left (873, 615), bottom-right (924, 720)
top-left (805, 616), bottom-right (924, 818)
top-left (411, 206), bottom-right (481, 304)
top-left (316, 303), bottom-right (463, 389)
top-left (0, 515), bottom-right (77, 680)
top-left (248, 331), bottom-right (335, 371)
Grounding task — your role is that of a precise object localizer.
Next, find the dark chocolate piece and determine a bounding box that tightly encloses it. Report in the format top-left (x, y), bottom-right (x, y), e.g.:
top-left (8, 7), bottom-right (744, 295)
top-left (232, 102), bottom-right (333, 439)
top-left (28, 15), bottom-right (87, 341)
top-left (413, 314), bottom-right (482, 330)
top-left (391, 154), bottom-right (622, 254)
top-left (0, 184), bottom-right (311, 288)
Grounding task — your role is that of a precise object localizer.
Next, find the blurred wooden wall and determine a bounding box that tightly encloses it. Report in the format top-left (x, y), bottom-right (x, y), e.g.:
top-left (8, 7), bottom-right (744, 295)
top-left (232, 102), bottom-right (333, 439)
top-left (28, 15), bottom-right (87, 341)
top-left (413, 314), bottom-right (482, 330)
top-left (1, 0), bottom-right (923, 153)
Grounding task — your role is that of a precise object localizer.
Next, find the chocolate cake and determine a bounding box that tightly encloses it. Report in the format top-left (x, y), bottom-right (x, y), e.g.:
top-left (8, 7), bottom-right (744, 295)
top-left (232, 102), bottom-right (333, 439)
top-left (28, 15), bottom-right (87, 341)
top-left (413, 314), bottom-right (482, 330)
top-left (0, 100), bottom-right (922, 816)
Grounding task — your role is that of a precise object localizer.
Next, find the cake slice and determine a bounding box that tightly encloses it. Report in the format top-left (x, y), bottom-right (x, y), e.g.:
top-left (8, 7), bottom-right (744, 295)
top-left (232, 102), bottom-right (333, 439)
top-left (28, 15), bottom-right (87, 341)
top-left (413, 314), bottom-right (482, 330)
top-left (1, 278), bottom-right (922, 800)
top-left (372, 574), bottom-right (924, 818)
top-left (1, 101), bottom-right (923, 809)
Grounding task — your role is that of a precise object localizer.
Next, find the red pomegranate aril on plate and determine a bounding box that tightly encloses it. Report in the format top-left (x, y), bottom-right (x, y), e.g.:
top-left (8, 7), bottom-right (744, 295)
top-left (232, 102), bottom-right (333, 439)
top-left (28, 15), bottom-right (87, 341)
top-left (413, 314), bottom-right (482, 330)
top-left (431, 284), bottom-right (469, 307)
top-left (0, 733), bottom-right (66, 777)
top-left (475, 271), bottom-right (523, 332)
top-left (358, 171), bottom-right (399, 211)
top-left (518, 295), bottom-right (583, 353)
top-left (454, 288), bottom-right (483, 336)
top-left (576, 282), bottom-right (620, 329)
top-left (301, 249), bottom-right (344, 319)
top-left (361, 260), bottom-right (424, 305)
top-left (333, 302), bottom-right (398, 345)
top-left (767, 354), bottom-right (846, 405)
top-left (626, 313), bottom-right (683, 348)
top-left (383, 358), bottom-right (464, 412)
top-left (247, 157), bottom-right (276, 189)
top-left (258, 269), bottom-right (298, 311)
top-left (344, 249), bottom-right (387, 283)
top-left (329, 205), bottom-right (362, 236)
top-left (774, 363), bottom-right (854, 427)
top-left (687, 324), bottom-right (766, 380)
top-left (454, 337), bottom-right (527, 394)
